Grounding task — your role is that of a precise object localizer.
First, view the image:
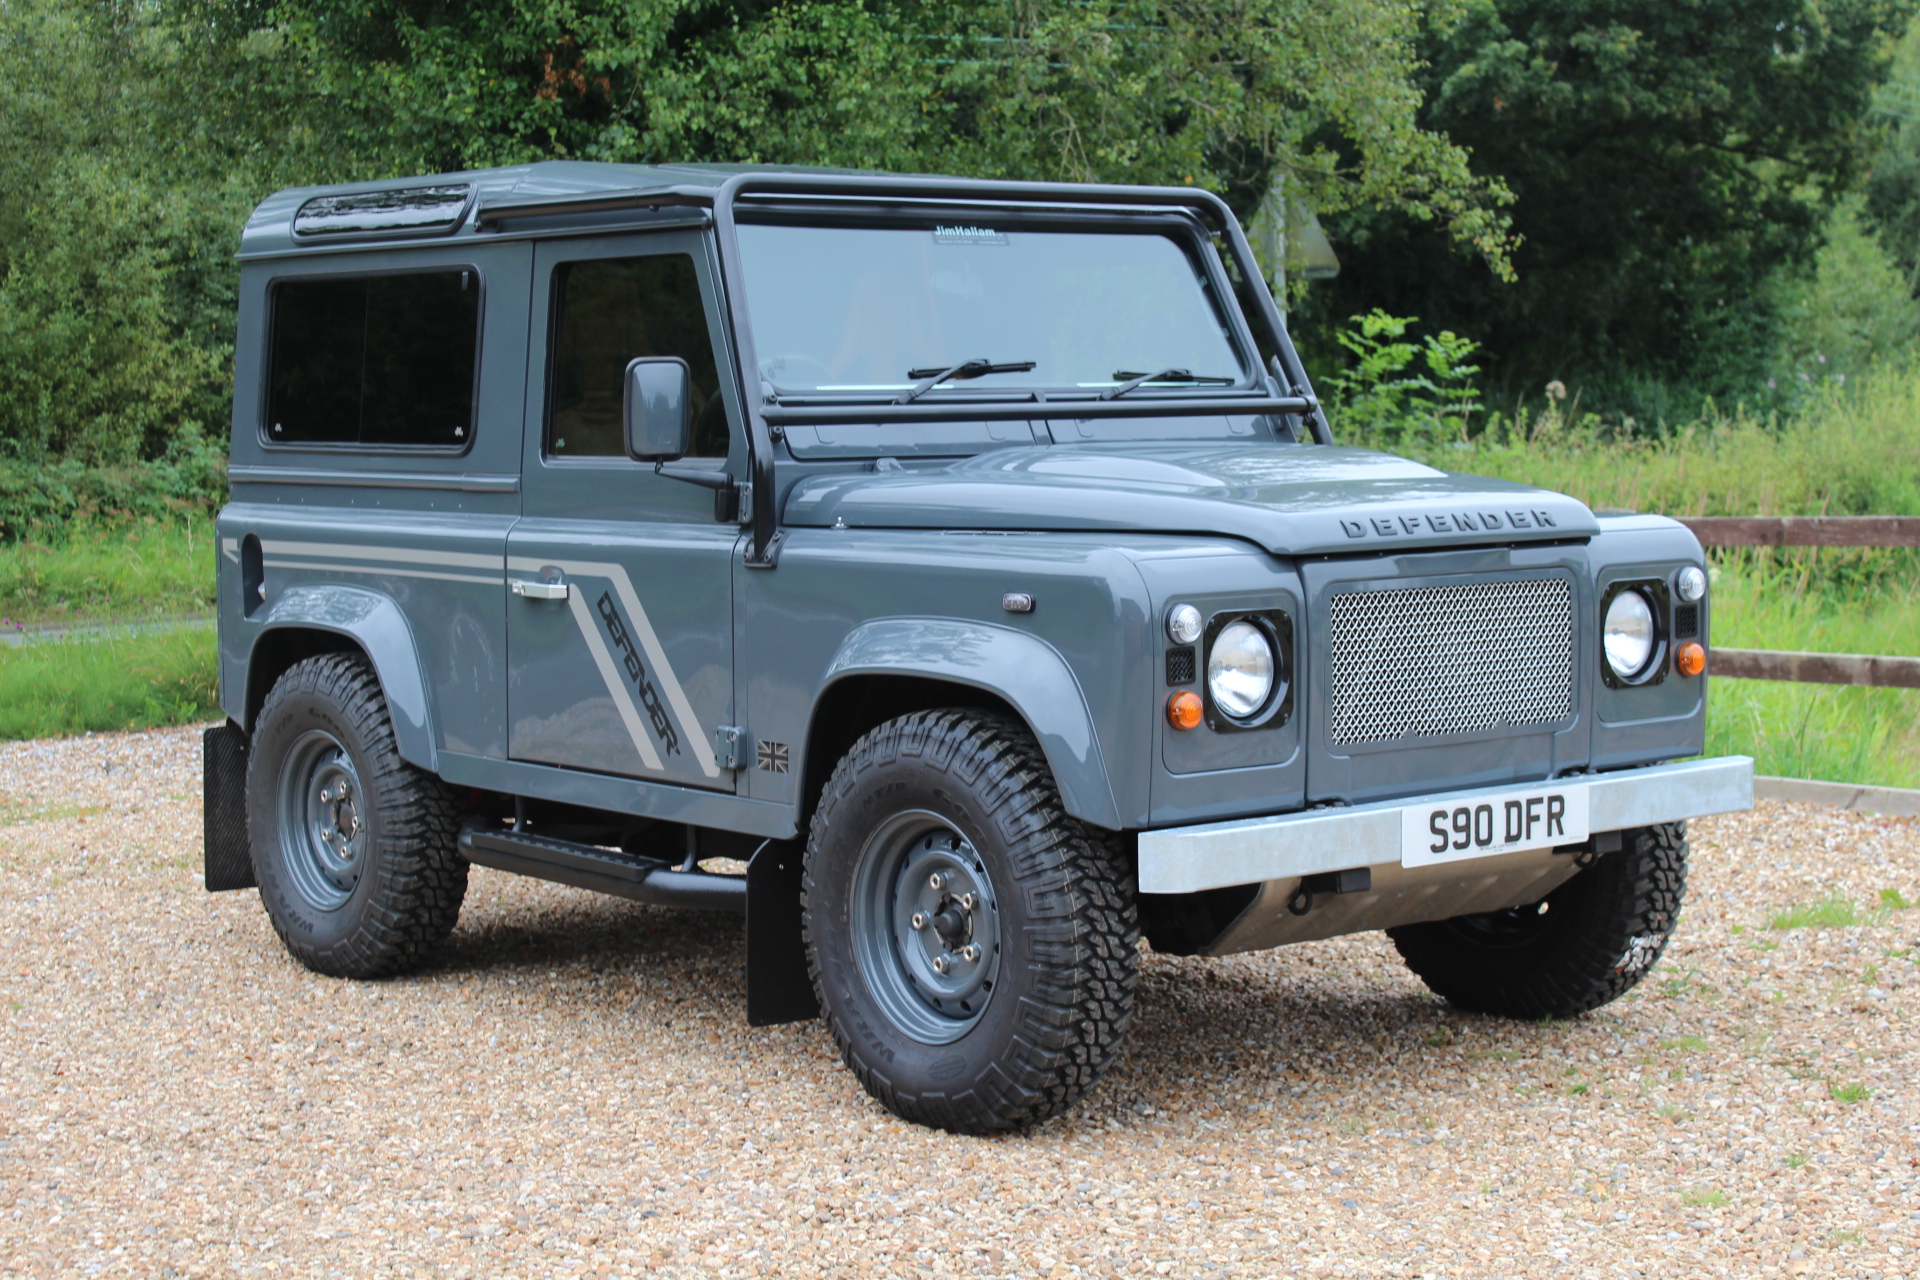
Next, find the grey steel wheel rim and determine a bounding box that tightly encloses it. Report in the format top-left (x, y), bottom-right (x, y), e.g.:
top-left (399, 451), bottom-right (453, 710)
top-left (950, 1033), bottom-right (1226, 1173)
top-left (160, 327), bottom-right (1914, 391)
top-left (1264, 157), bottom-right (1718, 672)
top-left (275, 729), bottom-right (368, 912)
top-left (850, 809), bottom-right (1003, 1045)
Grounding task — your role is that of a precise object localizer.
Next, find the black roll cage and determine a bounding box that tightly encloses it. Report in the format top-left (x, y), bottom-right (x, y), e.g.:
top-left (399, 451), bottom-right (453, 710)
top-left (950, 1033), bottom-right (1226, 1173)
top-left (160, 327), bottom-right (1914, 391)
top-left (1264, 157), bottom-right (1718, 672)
top-left (478, 171), bottom-right (1332, 567)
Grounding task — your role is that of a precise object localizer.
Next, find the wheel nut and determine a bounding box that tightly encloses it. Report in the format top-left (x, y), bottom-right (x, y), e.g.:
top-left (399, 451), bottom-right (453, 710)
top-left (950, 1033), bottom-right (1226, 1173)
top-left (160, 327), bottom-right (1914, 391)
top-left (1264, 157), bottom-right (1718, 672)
top-left (910, 912), bottom-right (927, 930)
top-left (931, 955), bottom-right (950, 974)
top-left (959, 892), bottom-right (976, 911)
top-left (928, 872), bottom-right (946, 891)
top-left (960, 944), bottom-right (980, 962)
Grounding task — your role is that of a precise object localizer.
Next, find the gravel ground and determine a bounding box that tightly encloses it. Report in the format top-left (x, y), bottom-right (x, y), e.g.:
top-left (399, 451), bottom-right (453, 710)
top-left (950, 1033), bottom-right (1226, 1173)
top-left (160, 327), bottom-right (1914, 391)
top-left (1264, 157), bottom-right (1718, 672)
top-left (1, 726), bottom-right (1916, 1280)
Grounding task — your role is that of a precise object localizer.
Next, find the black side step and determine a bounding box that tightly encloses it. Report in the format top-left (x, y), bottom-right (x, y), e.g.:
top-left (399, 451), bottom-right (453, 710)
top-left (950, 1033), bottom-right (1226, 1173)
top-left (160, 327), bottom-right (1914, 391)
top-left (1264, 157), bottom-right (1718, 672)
top-left (457, 825), bottom-right (746, 914)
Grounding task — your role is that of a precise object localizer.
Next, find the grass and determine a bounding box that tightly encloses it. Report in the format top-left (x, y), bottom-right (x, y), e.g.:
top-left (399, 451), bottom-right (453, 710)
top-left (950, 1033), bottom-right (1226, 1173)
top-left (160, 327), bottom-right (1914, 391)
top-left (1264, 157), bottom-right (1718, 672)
top-left (3, 365), bottom-right (1919, 781)
top-left (0, 623), bottom-right (217, 741)
top-left (0, 520), bottom-right (217, 629)
top-left (1412, 361), bottom-right (1920, 519)
top-left (1767, 893), bottom-right (1893, 930)
top-left (1702, 562), bottom-right (1920, 787)
top-left (1679, 1187), bottom-right (1728, 1209)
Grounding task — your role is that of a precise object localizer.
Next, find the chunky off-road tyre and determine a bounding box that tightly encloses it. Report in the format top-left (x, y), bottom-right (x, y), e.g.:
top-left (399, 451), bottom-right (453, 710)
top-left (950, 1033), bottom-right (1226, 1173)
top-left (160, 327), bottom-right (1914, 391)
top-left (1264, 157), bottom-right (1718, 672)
top-left (1388, 822), bottom-right (1689, 1019)
top-left (803, 710), bottom-right (1139, 1133)
top-left (247, 653), bottom-right (467, 979)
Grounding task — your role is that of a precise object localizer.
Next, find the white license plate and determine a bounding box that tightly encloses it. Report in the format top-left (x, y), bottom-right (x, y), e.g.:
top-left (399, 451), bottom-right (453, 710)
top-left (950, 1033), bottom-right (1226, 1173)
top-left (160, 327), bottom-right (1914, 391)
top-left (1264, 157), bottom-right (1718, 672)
top-left (1400, 785), bottom-right (1590, 867)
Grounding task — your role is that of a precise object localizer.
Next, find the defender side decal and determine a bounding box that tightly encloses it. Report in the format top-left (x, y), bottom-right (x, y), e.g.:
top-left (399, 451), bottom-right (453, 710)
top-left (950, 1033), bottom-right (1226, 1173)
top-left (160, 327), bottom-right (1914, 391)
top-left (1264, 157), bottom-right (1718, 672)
top-left (509, 556), bottom-right (722, 779)
top-left (231, 536), bottom-right (717, 779)
top-left (563, 588), bottom-right (665, 772)
top-left (594, 590), bottom-right (681, 759)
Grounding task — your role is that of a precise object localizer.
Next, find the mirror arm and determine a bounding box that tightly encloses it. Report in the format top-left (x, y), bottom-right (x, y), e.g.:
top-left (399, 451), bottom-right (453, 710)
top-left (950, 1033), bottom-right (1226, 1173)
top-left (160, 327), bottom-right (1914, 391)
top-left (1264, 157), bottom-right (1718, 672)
top-left (654, 461), bottom-right (734, 491)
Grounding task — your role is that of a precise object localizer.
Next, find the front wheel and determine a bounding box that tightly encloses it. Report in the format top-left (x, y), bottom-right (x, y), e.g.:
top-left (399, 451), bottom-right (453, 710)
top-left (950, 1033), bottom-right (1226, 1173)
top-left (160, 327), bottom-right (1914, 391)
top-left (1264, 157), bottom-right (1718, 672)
top-left (802, 710), bottom-right (1138, 1133)
top-left (1388, 822), bottom-right (1689, 1019)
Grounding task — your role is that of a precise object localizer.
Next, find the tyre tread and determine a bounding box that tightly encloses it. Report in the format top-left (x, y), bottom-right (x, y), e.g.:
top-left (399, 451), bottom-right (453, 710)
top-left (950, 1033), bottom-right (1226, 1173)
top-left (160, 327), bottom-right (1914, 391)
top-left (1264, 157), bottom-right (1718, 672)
top-left (802, 709), bottom-right (1138, 1133)
top-left (1389, 822), bottom-right (1688, 1019)
top-left (249, 652), bottom-right (467, 979)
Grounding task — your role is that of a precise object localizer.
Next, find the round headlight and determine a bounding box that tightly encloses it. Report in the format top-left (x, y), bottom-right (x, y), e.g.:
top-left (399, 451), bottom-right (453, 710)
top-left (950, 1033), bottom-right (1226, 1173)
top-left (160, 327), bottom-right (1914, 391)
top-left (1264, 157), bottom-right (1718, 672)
top-left (1207, 621), bottom-right (1275, 718)
top-left (1676, 566), bottom-right (1707, 602)
top-left (1603, 590), bottom-right (1657, 679)
top-left (1167, 603), bottom-right (1203, 645)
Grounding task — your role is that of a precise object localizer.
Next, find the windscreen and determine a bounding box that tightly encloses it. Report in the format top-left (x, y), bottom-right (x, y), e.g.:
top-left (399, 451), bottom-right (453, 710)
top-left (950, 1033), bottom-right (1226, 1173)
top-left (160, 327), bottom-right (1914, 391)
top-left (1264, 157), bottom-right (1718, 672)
top-left (736, 222), bottom-right (1247, 394)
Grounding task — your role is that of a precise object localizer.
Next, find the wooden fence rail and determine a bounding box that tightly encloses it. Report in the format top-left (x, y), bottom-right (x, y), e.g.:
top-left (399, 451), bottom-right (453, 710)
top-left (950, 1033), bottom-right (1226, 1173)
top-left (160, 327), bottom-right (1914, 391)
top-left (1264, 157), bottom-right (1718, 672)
top-left (1712, 648), bottom-right (1920, 690)
top-left (1664, 516), bottom-right (1920, 688)
top-left (1678, 516), bottom-right (1920, 547)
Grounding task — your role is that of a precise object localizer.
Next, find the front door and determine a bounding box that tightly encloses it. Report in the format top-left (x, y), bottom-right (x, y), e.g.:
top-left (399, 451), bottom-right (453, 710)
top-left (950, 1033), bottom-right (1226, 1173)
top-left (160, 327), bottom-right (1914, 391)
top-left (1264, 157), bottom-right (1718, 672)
top-left (507, 230), bottom-right (743, 791)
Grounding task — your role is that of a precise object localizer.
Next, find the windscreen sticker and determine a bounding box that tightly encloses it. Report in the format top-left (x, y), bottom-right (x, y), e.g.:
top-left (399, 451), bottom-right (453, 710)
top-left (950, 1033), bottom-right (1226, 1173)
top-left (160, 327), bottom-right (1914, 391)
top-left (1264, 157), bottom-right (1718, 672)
top-left (932, 225), bottom-right (1009, 247)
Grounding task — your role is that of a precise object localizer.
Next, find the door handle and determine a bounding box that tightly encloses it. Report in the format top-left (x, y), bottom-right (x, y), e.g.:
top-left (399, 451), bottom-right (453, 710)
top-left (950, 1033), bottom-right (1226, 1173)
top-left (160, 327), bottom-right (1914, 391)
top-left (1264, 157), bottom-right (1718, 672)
top-left (510, 577), bottom-right (571, 601)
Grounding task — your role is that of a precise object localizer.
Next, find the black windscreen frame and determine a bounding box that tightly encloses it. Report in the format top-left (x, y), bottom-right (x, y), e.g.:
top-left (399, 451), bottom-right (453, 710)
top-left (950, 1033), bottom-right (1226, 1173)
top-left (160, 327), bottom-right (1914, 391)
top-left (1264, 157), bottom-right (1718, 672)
top-left (265, 269), bottom-right (481, 449)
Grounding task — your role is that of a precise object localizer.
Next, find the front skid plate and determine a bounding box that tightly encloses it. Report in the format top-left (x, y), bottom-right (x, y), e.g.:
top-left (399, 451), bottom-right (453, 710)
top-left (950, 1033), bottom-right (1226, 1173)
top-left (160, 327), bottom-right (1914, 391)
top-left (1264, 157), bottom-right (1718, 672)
top-left (1201, 844), bottom-right (1583, 956)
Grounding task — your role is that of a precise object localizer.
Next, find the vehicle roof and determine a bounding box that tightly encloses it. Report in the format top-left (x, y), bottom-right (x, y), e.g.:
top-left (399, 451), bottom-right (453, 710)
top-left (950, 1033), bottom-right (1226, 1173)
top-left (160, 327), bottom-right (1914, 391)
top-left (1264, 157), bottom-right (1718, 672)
top-left (239, 160), bottom-right (912, 258)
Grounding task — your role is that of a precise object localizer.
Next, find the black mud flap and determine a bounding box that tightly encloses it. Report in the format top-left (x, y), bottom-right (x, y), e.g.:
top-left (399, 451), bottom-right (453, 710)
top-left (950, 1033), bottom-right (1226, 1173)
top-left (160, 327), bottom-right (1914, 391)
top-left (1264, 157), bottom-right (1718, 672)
top-left (746, 839), bottom-right (819, 1025)
top-left (203, 720), bottom-right (255, 891)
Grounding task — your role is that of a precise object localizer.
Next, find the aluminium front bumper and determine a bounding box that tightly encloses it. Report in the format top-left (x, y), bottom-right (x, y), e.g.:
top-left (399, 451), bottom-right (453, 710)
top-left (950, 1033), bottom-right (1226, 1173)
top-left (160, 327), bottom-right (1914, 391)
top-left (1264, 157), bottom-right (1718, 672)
top-left (1137, 756), bottom-right (1753, 956)
top-left (1140, 756), bottom-right (1754, 896)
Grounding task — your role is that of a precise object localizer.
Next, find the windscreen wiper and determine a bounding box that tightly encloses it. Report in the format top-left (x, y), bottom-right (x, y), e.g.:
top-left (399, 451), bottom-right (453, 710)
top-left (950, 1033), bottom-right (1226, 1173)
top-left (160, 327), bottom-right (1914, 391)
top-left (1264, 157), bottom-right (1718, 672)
top-left (898, 359), bottom-right (1038, 404)
top-left (1101, 368), bottom-right (1238, 401)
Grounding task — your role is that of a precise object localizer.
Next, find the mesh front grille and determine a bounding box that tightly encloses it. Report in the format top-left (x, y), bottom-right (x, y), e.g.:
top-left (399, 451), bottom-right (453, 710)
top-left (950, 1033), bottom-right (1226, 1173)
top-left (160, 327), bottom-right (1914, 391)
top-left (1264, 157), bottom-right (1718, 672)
top-left (1328, 578), bottom-right (1574, 745)
top-left (1674, 603), bottom-right (1699, 639)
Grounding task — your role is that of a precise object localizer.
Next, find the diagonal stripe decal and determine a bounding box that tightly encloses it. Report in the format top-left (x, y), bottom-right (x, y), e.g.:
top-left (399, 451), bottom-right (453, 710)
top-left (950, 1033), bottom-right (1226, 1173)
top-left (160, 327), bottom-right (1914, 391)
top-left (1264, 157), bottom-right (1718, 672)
top-left (509, 556), bottom-right (722, 779)
top-left (564, 588), bottom-right (665, 773)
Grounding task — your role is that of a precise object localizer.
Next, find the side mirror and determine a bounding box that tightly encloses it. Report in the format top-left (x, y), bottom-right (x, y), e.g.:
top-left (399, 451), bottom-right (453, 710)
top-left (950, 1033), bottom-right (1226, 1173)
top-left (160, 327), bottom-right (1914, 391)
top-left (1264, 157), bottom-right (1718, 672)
top-left (623, 357), bottom-right (694, 461)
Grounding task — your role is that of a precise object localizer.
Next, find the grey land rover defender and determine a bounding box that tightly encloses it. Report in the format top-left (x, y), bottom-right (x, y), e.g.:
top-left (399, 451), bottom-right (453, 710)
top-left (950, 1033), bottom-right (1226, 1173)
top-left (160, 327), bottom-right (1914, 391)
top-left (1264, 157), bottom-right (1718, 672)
top-left (202, 163), bottom-right (1753, 1133)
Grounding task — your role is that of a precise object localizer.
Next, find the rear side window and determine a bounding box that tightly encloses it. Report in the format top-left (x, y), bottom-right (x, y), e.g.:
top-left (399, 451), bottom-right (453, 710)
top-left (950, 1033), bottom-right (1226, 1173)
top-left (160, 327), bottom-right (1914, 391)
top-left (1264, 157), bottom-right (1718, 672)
top-left (266, 270), bottom-right (480, 448)
top-left (547, 255), bottom-right (729, 459)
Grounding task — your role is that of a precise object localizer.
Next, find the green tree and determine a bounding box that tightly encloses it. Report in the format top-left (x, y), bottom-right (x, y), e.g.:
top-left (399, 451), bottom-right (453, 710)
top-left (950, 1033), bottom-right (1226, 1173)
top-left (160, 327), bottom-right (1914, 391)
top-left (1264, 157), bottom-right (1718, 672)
top-left (253, 0), bottom-right (1516, 258)
top-left (1311, 0), bottom-right (1912, 417)
top-left (1, 0), bottom-right (1520, 465)
top-left (0, 0), bottom-right (293, 464)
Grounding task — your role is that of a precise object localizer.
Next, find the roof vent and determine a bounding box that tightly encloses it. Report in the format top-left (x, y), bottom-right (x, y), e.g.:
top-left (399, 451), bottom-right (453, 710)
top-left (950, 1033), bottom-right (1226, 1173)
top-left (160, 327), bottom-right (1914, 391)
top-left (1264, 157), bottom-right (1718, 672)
top-left (293, 184), bottom-right (474, 239)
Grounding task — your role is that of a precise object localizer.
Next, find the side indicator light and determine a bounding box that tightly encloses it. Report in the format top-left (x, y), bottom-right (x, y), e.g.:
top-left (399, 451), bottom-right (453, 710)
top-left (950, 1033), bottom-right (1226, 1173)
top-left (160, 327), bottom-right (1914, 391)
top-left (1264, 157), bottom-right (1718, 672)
top-left (1167, 690), bottom-right (1204, 730)
top-left (1675, 641), bottom-right (1706, 677)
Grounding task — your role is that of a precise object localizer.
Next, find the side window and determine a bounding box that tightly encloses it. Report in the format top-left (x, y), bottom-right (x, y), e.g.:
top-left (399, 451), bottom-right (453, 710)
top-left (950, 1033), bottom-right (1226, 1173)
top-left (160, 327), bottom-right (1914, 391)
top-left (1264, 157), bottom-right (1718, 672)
top-left (547, 255), bottom-right (729, 459)
top-left (266, 270), bottom-right (479, 448)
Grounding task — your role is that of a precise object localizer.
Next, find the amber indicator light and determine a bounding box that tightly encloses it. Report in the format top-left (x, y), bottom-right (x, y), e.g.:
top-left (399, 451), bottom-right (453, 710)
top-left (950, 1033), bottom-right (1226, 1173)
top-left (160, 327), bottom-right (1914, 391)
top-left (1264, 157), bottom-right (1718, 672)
top-left (1675, 641), bottom-right (1706, 677)
top-left (1166, 690), bottom-right (1204, 730)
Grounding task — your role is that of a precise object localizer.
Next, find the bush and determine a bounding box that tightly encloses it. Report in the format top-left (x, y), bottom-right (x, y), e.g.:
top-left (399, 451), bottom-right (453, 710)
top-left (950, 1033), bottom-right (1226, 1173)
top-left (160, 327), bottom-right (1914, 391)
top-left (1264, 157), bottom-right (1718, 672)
top-left (1323, 309), bottom-right (1483, 450)
top-left (0, 435), bottom-right (227, 544)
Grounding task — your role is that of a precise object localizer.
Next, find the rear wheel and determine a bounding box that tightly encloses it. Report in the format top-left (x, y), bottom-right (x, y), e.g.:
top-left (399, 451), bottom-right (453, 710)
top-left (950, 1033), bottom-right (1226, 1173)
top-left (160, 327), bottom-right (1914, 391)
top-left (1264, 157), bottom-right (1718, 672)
top-left (803, 710), bottom-right (1138, 1133)
top-left (1388, 822), bottom-right (1688, 1019)
top-left (247, 653), bottom-right (467, 979)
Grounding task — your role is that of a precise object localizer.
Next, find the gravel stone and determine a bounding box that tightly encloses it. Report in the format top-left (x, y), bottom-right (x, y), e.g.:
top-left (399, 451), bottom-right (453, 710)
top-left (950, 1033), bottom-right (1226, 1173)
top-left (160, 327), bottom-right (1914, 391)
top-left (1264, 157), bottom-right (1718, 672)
top-left (2, 725), bottom-right (1916, 1278)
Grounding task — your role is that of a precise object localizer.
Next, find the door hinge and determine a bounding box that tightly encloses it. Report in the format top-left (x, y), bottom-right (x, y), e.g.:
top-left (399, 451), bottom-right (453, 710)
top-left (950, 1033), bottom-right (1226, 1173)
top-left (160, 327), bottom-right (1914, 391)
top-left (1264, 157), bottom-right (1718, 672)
top-left (713, 725), bottom-right (744, 771)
